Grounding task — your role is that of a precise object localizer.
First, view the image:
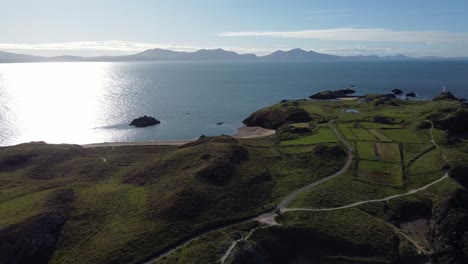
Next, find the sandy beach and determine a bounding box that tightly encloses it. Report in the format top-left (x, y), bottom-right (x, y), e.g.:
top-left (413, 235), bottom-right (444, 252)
top-left (82, 126), bottom-right (275, 148)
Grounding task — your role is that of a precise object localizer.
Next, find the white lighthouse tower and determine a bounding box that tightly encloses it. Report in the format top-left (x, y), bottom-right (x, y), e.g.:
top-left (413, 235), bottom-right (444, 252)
top-left (443, 85), bottom-right (448, 93)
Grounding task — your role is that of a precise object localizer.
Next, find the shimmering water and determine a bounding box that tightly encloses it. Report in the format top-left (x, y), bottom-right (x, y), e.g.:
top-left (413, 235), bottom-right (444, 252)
top-left (1, 60), bottom-right (467, 146)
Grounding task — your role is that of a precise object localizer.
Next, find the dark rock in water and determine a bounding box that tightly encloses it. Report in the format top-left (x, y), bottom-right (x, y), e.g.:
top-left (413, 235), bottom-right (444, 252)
top-left (0, 189), bottom-right (74, 264)
top-left (310, 89), bottom-right (356, 100)
top-left (433, 91), bottom-right (459, 101)
top-left (429, 190), bottom-right (468, 264)
top-left (129, 115), bottom-right (160, 127)
top-left (406, 92), bottom-right (416, 97)
top-left (392, 88), bottom-right (404, 95)
top-left (217, 122), bottom-right (224, 125)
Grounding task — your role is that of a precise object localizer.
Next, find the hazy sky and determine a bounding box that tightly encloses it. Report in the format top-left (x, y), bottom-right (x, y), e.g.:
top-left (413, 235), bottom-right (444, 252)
top-left (1, 0), bottom-right (468, 57)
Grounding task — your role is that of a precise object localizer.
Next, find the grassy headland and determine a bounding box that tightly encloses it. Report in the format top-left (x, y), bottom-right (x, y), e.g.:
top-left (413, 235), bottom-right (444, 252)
top-left (1, 91), bottom-right (468, 264)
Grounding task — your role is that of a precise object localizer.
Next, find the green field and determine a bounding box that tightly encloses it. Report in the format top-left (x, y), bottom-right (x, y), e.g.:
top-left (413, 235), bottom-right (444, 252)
top-left (402, 143), bottom-right (434, 165)
top-left (337, 123), bottom-right (356, 140)
top-left (280, 128), bottom-right (337, 145)
top-left (2, 94), bottom-right (468, 264)
top-left (406, 150), bottom-right (447, 189)
top-left (356, 141), bottom-right (376, 160)
top-left (358, 160), bottom-right (403, 187)
top-left (368, 129), bottom-right (392, 142)
top-left (351, 128), bottom-right (376, 141)
top-left (360, 122), bottom-right (401, 129)
top-left (382, 129), bottom-right (426, 143)
top-left (375, 142), bottom-right (401, 163)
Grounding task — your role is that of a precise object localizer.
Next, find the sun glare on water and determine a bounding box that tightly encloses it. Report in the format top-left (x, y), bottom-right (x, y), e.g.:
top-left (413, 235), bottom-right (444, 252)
top-left (0, 62), bottom-right (111, 145)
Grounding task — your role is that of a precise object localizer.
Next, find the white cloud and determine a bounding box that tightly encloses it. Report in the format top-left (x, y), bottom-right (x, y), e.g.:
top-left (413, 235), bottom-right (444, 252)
top-left (316, 45), bottom-right (404, 56)
top-left (218, 28), bottom-right (468, 43)
top-left (0, 41), bottom-right (202, 53)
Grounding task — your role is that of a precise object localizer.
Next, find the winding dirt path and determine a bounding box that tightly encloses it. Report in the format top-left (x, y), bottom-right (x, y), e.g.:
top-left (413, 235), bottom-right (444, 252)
top-left (283, 173), bottom-right (448, 213)
top-left (255, 121), bottom-right (354, 225)
top-left (144, 103), bottom-right (460, 263)
top-left (143, 120), bottom-right (353, 263)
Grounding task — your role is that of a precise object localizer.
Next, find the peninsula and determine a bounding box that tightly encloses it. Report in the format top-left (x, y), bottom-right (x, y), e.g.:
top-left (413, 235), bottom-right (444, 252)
top-left (1, 91), bottom-right (468, 264)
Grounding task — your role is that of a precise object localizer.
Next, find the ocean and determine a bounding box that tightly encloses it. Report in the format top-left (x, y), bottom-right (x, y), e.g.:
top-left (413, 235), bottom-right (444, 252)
top-left (0, 60), bottom-right (467, 146)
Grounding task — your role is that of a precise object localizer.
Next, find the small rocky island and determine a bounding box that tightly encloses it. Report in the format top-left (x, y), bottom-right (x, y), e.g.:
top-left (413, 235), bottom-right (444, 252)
top-left (392, 88), bottom-right (404, 95)
top-left (129, 115), bottom-right (161, 127)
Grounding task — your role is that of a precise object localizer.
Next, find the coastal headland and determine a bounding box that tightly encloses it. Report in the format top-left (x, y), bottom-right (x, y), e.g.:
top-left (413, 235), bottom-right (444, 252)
top-left (1, 90), bottom-right (468, 264)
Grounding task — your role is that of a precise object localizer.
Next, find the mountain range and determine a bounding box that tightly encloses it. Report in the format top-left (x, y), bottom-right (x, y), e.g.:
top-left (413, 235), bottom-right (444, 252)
top-left (0, 48), bottom-right (466, 63)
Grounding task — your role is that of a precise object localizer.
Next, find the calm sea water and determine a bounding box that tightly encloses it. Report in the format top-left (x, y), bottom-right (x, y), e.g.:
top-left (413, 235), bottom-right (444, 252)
top-left (0, 60), bottom-right (467, 146)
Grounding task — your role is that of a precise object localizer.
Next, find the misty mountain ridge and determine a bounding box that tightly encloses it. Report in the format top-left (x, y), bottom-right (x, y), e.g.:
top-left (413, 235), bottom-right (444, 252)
top-left (0, 48), bottom-right (466, 63)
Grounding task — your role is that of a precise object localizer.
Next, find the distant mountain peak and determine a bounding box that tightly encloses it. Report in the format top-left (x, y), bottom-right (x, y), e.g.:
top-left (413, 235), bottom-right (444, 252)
top-left (0, 48), bottom-right (465, 63)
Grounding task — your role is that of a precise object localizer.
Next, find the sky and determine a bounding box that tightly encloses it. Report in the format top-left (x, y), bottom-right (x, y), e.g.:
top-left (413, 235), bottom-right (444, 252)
top-left (1, 0), bottom-right (468, 57)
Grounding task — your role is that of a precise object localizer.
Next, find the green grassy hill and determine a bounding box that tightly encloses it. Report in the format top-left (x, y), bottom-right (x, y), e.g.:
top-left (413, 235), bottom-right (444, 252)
top-left (1, 95), bottom-right (468, 264)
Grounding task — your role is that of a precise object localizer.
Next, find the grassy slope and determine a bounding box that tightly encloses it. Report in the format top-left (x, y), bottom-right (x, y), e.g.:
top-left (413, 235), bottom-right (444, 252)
top-left (1, 97), bottom-right (467, 264)
top-left (0, 135), bottom-right (347, 263)
top-left (233, 97), bottom-right (467, 264)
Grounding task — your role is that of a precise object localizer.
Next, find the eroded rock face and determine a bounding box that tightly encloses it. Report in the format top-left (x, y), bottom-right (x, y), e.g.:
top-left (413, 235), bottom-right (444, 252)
top-left (435, 110), bottom-right (468, 134)
top-left (309, 89), bottom-right (356, 100)
top-left (0, 189), bottom-right (75, 264)
top-left (129, 115), bottom-right (161, 127)
top-left (429, 190), bottom-right (468, 264)
top-left (243, 108), bottom-right (311, 129)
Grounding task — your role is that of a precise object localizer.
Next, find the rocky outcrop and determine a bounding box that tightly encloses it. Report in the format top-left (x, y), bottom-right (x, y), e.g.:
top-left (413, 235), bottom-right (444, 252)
top-left (309, 89), bottom-right (356, 100)
top-left (243, 108), bottom-right (312, 129)
top-left (451, 164), bottom-right (468, 189)
top-left (129, 115), bottom-right (161, 127)
top-left (435, 109), bottom-right (468, 134)
top-left (392, 89), bottom-right (404, 95)
top-left (0, 189), bottom-right (75, 264)
top-left (406, 92), bottom-right (416, 97)
top-left (429, 190), bottom-right (468, 264)
top-left (374, 116), bottom-right (394, 125)
top-left (433, 92), bottom-right (459, 101)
